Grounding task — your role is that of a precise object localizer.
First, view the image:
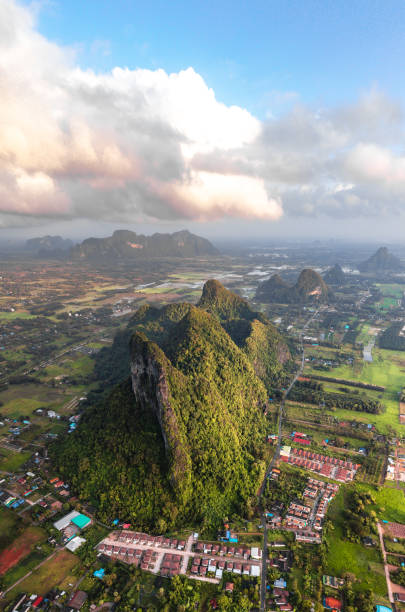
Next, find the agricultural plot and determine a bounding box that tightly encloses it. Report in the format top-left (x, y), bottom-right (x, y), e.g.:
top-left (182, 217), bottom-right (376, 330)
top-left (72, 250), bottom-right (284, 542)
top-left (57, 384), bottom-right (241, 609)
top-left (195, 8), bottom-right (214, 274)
top-left (0, 527), bottom-right (46, 577)
top-left (3, 550), bottom-right (80, 601)
top-left (304, 347), bottom-right (405, 433)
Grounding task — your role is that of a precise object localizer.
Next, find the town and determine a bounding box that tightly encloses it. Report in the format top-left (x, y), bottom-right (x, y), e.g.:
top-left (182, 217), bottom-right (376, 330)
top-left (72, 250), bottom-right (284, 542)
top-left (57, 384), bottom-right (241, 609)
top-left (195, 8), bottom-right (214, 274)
top-left (0, 242), bottom-right (405, 612)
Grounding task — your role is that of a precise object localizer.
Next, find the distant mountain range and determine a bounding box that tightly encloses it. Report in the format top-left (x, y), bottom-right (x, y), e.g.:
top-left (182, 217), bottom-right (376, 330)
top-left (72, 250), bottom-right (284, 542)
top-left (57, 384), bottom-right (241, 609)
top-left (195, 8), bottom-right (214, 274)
top-left (256, 268), bottom-right (330, 304)
top-left (25, 235), bottom-right (73, 253)
top-left (358, 247), bottom-right (404, 273)
top-left (71, 229), bottom-right (219, 261)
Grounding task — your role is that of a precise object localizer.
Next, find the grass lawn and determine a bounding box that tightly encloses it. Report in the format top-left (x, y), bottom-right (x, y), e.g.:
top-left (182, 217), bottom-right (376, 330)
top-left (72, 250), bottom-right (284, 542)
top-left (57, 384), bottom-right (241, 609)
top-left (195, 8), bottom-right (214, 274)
top-left (69, 355), bottom-right (94, 376)
top-left (324, 486), bottom-right (387, 597)
top-left (4, 550), bottom-right (80, 601)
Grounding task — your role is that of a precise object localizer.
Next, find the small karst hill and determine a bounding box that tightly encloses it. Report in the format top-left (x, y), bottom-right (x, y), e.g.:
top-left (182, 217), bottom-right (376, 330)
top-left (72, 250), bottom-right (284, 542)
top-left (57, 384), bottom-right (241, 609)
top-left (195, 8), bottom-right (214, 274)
top-left (323, 264), bottom-right (346, 285)
top-left (52, 280), bottom-right (291, 532)
top-left (358, 247), bottom-right (404, 273)
top-left (256, 268), bottom-right (330, 304)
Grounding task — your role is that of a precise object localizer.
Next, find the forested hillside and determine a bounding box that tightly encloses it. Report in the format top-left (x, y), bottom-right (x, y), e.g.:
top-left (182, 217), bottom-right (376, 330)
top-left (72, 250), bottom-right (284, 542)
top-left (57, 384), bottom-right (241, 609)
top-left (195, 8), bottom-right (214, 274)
top-left (52, 281), bottom-right (290, 531)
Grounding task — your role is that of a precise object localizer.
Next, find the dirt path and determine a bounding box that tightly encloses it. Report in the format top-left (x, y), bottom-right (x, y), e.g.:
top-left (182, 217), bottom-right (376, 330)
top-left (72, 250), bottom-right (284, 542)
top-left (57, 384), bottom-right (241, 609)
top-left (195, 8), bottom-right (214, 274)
top-left (377, 522), bottom-right (394, 605)
top-left (1, 548), bottom-right (60, 597)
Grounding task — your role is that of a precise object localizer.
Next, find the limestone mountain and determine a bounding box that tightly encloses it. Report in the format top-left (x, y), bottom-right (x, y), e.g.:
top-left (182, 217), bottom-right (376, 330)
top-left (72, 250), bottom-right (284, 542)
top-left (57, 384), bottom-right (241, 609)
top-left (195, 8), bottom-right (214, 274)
top-left (52, 281), bottom-right (290, 531)
top-left (358, 247), bottom-right (404, 273)
top-left (71, 229), bottom-right (219, 261)
top-left (323, 264), bottom-right (346, 285)
top-left (256, 268), bottom-right (330, 304)
top-left (25, 235), bottom-right (73, 253)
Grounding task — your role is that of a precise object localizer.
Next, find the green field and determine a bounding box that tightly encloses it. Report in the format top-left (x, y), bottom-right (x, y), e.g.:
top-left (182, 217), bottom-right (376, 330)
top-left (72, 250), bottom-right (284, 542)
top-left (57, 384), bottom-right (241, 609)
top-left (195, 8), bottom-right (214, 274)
top-left (0, 449), bottom-right (32, 472)
top-left (324, 486), bottom-right (388, 598)
top-left (356, 484), bottom-right (405, 523)
top-left (305, 348), bottom-right (405, 433)
top-left (0, 312), bottom-right (37, 321)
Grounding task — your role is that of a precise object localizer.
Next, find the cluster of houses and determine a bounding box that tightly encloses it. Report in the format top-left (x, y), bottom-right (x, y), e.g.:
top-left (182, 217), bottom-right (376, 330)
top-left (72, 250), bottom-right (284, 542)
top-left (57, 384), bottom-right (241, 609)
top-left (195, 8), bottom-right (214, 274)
top-left (194, 541), bottom-right (261, 560)
top-left (105, 530), bottom-right (186, 550)
top-left (266, 478), bottom-right (339, 545)
top-left (285, 502), bottom-right (311, 530)
top-left (386, 447), bottom-right (405, 483)
top-left (280, 446), bottom-right (360, 482)
top-left (189, 556), bottom-right (260, 579)
top-left (268, 579), bottom-right (293, 611)
top-left (96, 531), bottom-right (263, 584)
top-left (99, 542), bottom-right (159, 571)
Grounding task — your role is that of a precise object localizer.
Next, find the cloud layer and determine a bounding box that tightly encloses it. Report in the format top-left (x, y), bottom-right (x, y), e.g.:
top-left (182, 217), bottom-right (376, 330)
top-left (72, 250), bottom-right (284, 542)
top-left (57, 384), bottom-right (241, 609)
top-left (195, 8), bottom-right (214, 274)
top-left (1, 0), bottom-right (405, 227)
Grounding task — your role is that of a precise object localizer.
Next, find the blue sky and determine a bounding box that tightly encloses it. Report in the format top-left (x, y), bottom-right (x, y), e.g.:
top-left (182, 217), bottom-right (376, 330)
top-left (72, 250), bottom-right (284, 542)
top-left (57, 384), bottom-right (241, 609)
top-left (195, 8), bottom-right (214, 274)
top-left (30, 0), bottom-right (405, 116)
top-left (1, 0), bottom-right (405, 240)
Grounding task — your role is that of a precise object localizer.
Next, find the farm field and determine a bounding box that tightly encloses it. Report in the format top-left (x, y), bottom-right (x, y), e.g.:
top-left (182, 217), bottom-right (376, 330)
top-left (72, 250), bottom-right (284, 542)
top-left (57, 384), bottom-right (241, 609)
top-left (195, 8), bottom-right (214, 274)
top-left (0, 526), bottom-right (46, 577)
top-left (3, 550), bottom-right (80, 601)
top-left (304, 347), bottom-right (405, 433)
top-left (0, 384), bottom-right (67, 418)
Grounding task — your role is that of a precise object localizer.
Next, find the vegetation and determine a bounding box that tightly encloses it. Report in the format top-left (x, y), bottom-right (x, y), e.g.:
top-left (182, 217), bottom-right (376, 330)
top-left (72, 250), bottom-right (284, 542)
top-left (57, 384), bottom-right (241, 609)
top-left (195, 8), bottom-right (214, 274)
top-left (379, 323), bottom-right (405, 351)
top-left (53, 281), bottom-right (289, 532)
top-left (263, 466), bottom-right (307, 513)
top-left (289, 380), bottom-right (383, 414)
top-left (390, 567), bottom-right (405, 587)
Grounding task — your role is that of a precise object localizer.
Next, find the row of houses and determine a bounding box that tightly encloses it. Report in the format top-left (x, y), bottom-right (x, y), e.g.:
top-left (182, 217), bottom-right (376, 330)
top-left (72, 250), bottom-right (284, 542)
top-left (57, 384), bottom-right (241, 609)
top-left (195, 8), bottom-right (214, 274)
top-left (98, 542), bottom-right (159, 571)
top-left (190, 556), bottom-right (260, 579)
top-left (110, 530), bottom-right (186, 550)
top-left (160, 553), bottom-right (181, 577)
top-left (280, 446), bottom-right (359, 482)
top-left (194, 541), bottom-right (261, 560)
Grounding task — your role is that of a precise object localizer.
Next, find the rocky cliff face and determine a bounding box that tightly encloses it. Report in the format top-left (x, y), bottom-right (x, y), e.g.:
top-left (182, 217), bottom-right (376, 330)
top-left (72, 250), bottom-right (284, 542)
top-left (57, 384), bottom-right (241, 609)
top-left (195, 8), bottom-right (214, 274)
top-left (130, 333), bottom-right (191, 502)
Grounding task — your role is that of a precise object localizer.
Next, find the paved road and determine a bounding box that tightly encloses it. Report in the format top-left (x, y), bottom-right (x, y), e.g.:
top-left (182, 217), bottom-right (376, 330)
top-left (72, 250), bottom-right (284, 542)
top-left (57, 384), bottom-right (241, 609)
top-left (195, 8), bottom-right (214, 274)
top-left (259, 308), bottom-right (320, 612)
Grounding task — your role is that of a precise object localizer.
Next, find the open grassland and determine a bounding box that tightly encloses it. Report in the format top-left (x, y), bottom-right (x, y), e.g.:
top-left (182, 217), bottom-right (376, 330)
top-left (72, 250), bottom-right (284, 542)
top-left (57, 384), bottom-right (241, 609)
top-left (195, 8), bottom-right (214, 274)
top-left (4, 550), bottom-right (80, 601)
top-left (324, 486), bottom-right (388, 598)
top-left (356, 323), bottom-right (372, 346)
top-left (305, 348), bottom-right (405, 433)
top-left (0, 383), bottom-right (78, 418)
